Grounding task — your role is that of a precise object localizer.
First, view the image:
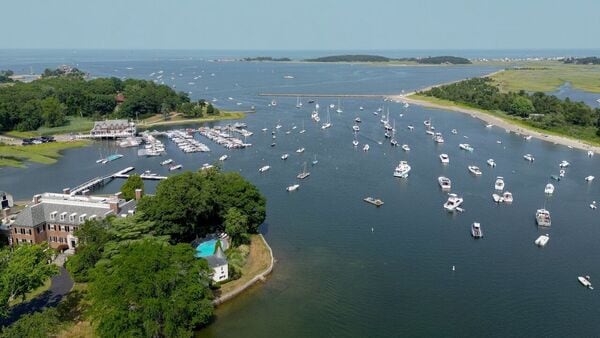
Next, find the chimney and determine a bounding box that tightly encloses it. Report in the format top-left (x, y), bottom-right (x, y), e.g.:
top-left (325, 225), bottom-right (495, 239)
top-left (114, 192), bottom-right (122, 200)
top-left (32, 194), bottom-right (42, 204)
top-left (63, 188), bottom-right (71, 195)
top-left (109, 199), bottom-right (120, 215)
top-left (135, 189), bottom-right (143, 201)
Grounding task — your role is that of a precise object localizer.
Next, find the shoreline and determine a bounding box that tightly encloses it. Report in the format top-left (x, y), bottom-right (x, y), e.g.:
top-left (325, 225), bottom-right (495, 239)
top-left (138, 111), bottom-right (246, 130)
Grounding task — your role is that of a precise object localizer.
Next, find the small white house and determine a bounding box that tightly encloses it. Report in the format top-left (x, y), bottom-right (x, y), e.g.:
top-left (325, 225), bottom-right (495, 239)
top-left (205, 245), bottom-right (229, 282)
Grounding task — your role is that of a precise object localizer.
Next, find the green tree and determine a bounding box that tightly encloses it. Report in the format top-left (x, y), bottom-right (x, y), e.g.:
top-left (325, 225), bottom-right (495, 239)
top-left (224, 208), bottom-right (249, 246)
top-left (40, 96), bottom-right (67, 127)
top-left (66, 218), bottom-right (112, 282)
top-left (206, 103), bottom-right (215, 115)
top-left (0, 245), bottom-right (59, 318)
top-left (120, 174), bottom-right (144, 201)
top-left (89, 240), bottom-right (213, 337)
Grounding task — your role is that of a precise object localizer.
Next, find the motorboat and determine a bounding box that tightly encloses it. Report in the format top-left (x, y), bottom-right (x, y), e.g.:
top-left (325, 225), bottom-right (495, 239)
top-left (559, 160), bottom-right (570, 168)
top-left (485, 124), bottom-right (493, 128)
top-left (219, 155), bottom-right (228, 161)
top-left (559, 169), bottom-right (566, 177)
top-left (258, 165), bottom-right (271, 173)
top-left (364, 197), bottom-right (384, 207)
top-left (439, 153), bottom-right (449, 164)
top-left (438, 176), bottom-right (451, 190)
top-left (536, 209), bottom-right (551, 227)
top-left (434, 133), bottom-right (444, 143)
top-left (393, 161), bottom-right (411, 178)
top-left (590, 201), bottom-right (597, 209)
top-left (588, 150), bottom-right (594, 157)
top-left (359, 106), bottom-right (364, 111)
top-left (523, 154), bottom-right (535, 162)
top-left (544, 183), bottom-right (554, 195)
top-left (296, 148), bottom-right (305, 153)
top-left (492, 193), bottom-right (504, 203)
top-left (585, 175), bottom-right (595, 182)
top-left (363, 144), bottom-right (370, 152)
top-left (281, 153), bottom-right (289, 160)
top-left (160, 159), bottom-right (173, 166)
top-left (352, 125), bottom-right (360, 132)
top-left (355, 117), bottom-right (362, 123)
top-left (503, 191), bottom-right (513, 203)
top-left (353, 139), bottom-right (359, 147)
top-left (471, 222), bottom-right (483, 238)
top-left (534, 234), bottom-right (549, 247)
top-left (550, 174), bottom-right (561, 181)
top-left (407, 125), bottom-right (414, 130)
top-left (390, 139), bottom-right (399, 147)
top-left (425, 130), bottom-right (435, 136)
top-left (402, 144), bottom-right (410, 152)
top-left (494, 176), bottom-right (505, 191)
top-left (468, 165), bottom-right (482, 176)
top-left (524, 135), bottom-right (533, 140)
top-left (443, 193), bottom-right (464, 212)
top-left (459, 143), bottom-right (474, 152)
top-left (487, 159), bottom-right (496, 167)
top-left (261, 128), bottom-right (268, 132)
top-left (286, 184), bottom-right (300, 192)
top-left (451, 129), bottom-right (458, 134)
top-left (578, 276), bottom-right (593, 290)
top-left (169, 164), bottom-right (182, 171)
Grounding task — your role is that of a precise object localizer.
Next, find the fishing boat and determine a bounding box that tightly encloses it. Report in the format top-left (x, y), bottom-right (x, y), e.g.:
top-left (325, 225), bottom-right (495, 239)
top-left (585, 175), bottom-right (595, 182)
top-left (439, 153), bottom-right (449, 164)
top-left (160, 159), bottom-right (173, 166)
top-left (535, 234), bottom-right (549, 247)
top-left (523, 154), bottom-right (535, 162)
top-left (393, 161), bottom-right (411, 178)
top-left (535, 209), bottom-right (551, 227)
top-left (281, 153), bottom-right (289, 160)
top-left (468, 165), bottom-right (482, 176)
top-left (363, 144), bottom-right (370, 152)
top-left (438, 176), bottom-right (451, 190)
top-left (364, 197), bottom-right (384, 207)
top-left (258, 165), bottom-right (271, 173)
top-left (169, 164), bottom-right (182, 171)
top-left (471, 222), bottom-right (483, 238)
top-left (444, 193), bottom-right (464, 212)
top-left (297, 162), bottom-right (310, 179)
top-left (544, 183), bottom-right (554, 195)
top-left (459, 143), bottom-right (474, 152)
top-left (219, 155), bottom-right (228, 161)
top-left (402, 144), bottom-right (410, 152)
top-left (494, 177), bottom-right (505, 191)
top-left (503, 191), bottom-right (513, 203)
top-left (296, 147), bottom-right (305, 153)
top-left (487, 159), bottom-right (496, 167)
top-left (286, 184), bottom-right (300, 192)
top-left (578, 276), bottom-right (593, 289)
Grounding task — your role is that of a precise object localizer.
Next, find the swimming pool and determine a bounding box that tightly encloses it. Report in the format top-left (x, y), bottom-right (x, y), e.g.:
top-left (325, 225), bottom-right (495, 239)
top-left (195, 239), bottom-right (217, 257)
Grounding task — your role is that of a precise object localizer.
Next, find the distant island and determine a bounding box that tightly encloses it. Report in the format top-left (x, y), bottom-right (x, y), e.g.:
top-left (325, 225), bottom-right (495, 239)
top-left (563, 57), bottom-right (600, 65)
top-left (304, 54), bottom-right (472, 64)
top-left (242, 56), bottom-right (291, 62)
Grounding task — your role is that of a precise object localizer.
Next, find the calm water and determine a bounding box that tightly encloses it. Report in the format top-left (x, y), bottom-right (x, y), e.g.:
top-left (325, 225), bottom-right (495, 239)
top-left (1, 51), bottom-right (599, 337)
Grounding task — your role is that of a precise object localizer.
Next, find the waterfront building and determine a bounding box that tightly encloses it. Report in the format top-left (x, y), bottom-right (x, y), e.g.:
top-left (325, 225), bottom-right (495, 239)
top-left (1, 191), bottom-right (14, 209)
top-left (89, 119), bottom-right (136, 139)
top-left (205, 245), bottom-right (229, 282)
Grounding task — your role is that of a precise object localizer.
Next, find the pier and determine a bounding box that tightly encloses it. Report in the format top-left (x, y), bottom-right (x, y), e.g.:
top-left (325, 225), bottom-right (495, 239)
top-left (259, 93), bottom-right (388, 99)
top-left (69, 167), bottom-right (167, 195)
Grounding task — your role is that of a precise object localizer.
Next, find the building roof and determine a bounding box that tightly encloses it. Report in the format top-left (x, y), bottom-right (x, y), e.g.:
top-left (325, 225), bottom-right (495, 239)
top-left (92, 120), bottom-right (131, 130)
top-left (205, 244), bottom-right (228, 268)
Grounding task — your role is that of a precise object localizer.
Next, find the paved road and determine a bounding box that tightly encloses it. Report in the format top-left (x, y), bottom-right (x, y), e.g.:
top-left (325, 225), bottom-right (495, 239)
top-left (0, 267), bottom-right (74, 327)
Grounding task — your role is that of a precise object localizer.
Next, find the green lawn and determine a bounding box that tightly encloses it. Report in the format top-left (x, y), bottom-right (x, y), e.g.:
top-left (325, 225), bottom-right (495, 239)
top-left (9, 278), bottom-right (52, 307)
top-left (138, 111), bottom-right (245, 129)
top-left (0, 140), bottom-right (89, 168)
top-left (4, 117), bottom-right (95, 139)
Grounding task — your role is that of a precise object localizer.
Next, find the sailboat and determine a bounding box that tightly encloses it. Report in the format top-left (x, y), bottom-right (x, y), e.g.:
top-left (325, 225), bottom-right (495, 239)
top-left (336, 98), bottom-right (343, 113)
top-left (312, 155), bottom-right (318, 165)
top-left (296, 96), bottom-right (303, 109)
top-left (297, 162), bottom-right (310, 179)
top-left (321, 107), bottom-right (332, 129)
top-left (390, 120), bottom-right (399, 146)
top-left (299, 120), bottom-right (306, 134)
top-left (352, 132), bottom-right (359, 147)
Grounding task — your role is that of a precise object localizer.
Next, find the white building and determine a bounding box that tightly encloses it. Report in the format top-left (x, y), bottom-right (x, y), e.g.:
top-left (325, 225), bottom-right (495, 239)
top-left (205, 245), bottom-right (229, 282)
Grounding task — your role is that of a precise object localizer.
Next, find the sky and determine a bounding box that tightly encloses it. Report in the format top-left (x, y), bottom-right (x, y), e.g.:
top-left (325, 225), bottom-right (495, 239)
top-left (1, 0), bottom-right (598, 50)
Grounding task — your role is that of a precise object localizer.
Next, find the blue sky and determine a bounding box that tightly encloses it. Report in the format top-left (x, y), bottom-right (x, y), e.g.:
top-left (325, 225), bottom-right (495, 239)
top-left (1, 0), bottom-right (598, 50)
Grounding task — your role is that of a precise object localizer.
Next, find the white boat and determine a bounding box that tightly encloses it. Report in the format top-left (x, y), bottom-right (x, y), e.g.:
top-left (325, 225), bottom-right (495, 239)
top-left (439, 153), bottom-right (449, 164)
top-left (321, 107), bottom-right (332, 129)
top-left (459, 143), bottom-right (474, 152)
top-left (503, 191), bottom-right (513, 203)
top-left (433, 133), bottom-right (444, 143)
top-left (261, 128), bottom-right (268, 132)
top-left (585, 175), bottom-right (595, 182)
top-left (353, 139), bottom-right (359, 147)
top-left (444, 193), bottom-right (464, 212)
top-left (523, 154), bottom-right (535, 162)
top-left (536, 209), bottom-right (551, 227)
top-left (355, 117), bottom-right (361, 123)
top-left (275, 123), bottom-right (282, 129)
top-left (359, 106), bottom-right (364, 111)
top-left (281, 153), bottom-right (289, 160)
top-left (559, 160), bottom-right (570, 168)
top-left (296, 147), bottom-right (305, 153)
top-left (402, 144), bottom-right (410, 152)
top-left (590, 201), bottom-right (597, 209)
top-left (468, 165), bottom-right (482, 176)
top-left (492, 193), bottom-right (504, 203)
top-left (559, 169), bottom-right (566, 177)
top-left (271, 100), bottom-right (277, 106)
top-left (485, 124), bottom-right (493, 128)
top-left (169, 164), bottom-right (182, 171)
top-left (363, 144), bottom-right (370, 152)
top-left (544, 183), bottom-right (554, 195)
top-left (487, 159), bottom-right (496, 167)
top-left (588, 150), bottom-right (594, 157)
top-left (438, 176), bottom-right (451, 190)
top-left (160, 159), bottom-right (173, 166)
top-left (352, 125), bottom-right (360, 132)
top-left (578, 276), bottom-right (593, 290)
top-left (524, 135), bottom-right (533, 140)
top-left (258, 165), bottom-right (270, 173)
top-left (312, 155), bottom-right (318, 165)
top-left (219, 155), bottom-right (228, 161)
top-left (364, 197), bottom-right (384, 207)
top-left (297, 162), bottom-right (310, 179)
top-left (295, 97), bottom-right (303, 109)
top-left (471, 222), bottom-right (483, 238)
top-left (286, 184), bottom-right (300, 192)
top-left (336, 99), bottom-right (343, 113)
top-left (494, 176), bottom-right (505, 191)
top-left (393, 161), bottom-right (411, 178)
top-left (451, 129), bottom-right (458, 135)
top-left (407, 125), bottom-right (414, 130)
top-left (534, 234), bottom-right (549, 247)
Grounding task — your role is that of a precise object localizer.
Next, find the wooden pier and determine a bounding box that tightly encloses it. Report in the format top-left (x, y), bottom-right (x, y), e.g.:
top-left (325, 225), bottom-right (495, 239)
top-left (70, 167), bottom-right (166, 195)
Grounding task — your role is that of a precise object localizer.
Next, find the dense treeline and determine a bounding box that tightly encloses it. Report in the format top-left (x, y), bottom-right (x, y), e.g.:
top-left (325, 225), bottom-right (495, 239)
top-left (415, 56), bottom-right (471, 64)
top-left (0, 70), bottom-right (189, 132)
top-left (422, 77), bottom-right (600, 134)
top-left (242, 56), bottom-right (291, 62)
top-left (304, 54), bottom-right (471, 64)
top-left (563, 57), bottom-right (600, 65)
top-left (0, 70), bottom-right (13, 84)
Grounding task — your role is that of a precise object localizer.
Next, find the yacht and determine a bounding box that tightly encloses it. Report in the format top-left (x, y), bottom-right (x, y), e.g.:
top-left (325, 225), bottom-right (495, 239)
top-left (364, 197), bottom-right (384, 207)
top-left (534, 234), bottom-right (549, 247)
top-left (585, 175), bottom-right (595, 182)
top-left (439, 153), bottom-right (449, 164)
top-left (559, 160), bottom-right (570, 168)
top-left (402, 144), bottom-right (410, 152)
top-left (535, 209), bottom-right (551, 227)
top-left (544, 183), bottom-right (554, 195)
top-left (523, 154), bottom-right (535, 162)
top-left (503, 191), bottom-right (513, 203)
top-left (468, 165), bottom-right (482, 176)
top-left (160, 159), bottom-right (173, 166)
top-left (169, 164), bottom-right (182, 171)
top-left (281, 153), bottom-right (289, 160)
top-left (494, 177), bottom-right (505, 191)
top-left (393, 161), bottom-right (411, 178)
top-left (296, 147), bottom-right (305, 153)
top-left (487, 159), bottom-right (496, 167)
top-left (258, 165), bottom-right (271, 173)
top-left (444, 193), bottom-right (464, 212)
top-left (578, 276), bottom-right (593, 290)
top-left (297, 162), bottom-right (310, 179)
top-left (438, 176), bottom-right (451, 190)
top-left (471, 222), bottom-right (483, 238)
top-left (286, 184), bottom-right (300, 192)
top-left (219, 155), bottom-right (228, 161)
top-left (459, 143), bottom-right (474, 152)
top-left (363, 144), bottom-right (370, 152)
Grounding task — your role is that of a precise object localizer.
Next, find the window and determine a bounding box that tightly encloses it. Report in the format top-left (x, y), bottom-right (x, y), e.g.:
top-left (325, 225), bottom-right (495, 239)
top-left (48, 224), bottom-right (54, 231)
top-left (65, 226), bottom-right (70, 232)
top-left (79, 214), bottom-right (86, 223)
top-left (89, 215), bottom-right (97, 220)
top-left (59, 212), bottom-right (67, 221)
top-left (69, 213), bottom-right (76, 222)
top-left (73, 226), bottom-right (78, 232)
top-left (28, 229), bottom-right (32, 235)
top-left (14, 228), bottom-right (17, 234)
top-left (50, 211), bottom-right (57, 220)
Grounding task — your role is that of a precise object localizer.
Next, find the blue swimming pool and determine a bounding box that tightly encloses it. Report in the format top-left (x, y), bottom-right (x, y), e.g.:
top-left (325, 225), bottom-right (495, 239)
top-left (195, 239), bottom-right (217, 257)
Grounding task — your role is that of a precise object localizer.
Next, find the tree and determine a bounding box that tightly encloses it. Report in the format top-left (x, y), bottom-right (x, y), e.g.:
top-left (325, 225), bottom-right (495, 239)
top-left (120, 174), bottom-right (144, 201)
top-left (223, 208), bottom-right (249, 246)
top-left (206, 103), bottom-right (215, 115)
top-left (88, 240), bottom-right (213, 337)
top-left (0, 308), bottom-right (62, 338)
top-left (161, 102), bottom-right (170, 121)
top-left (66, 219), bottom-right (112, 282)
top-left (40, 97), bottom-right (67, 127)
top-left (0, 245), bottom-right (59, 318)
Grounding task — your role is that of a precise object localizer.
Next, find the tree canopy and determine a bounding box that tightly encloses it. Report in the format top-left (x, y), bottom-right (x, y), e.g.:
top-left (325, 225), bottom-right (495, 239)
top-left (120, 174), bottom-right (144, 201)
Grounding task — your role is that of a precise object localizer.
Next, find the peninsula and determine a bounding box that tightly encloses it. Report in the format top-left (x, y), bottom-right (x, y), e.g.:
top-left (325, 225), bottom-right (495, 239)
top-left (304, 54), bottom-right (472, 64)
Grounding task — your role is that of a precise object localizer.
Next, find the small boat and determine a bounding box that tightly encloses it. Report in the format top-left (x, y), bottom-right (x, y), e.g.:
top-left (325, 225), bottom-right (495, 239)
top-left (487, 159), bottom-right (496, 167)
top-left (559, 169), bottom-right (566, 177)
top-left (439, 153), bottom-right (449, 164)
top-left (438, 176), bottom-right (451, 190)
top-left (534, 234), bottom-right (549, 247)
top-left (523, 154), bottom-right (535, 162)
top-left (433, 133), bottom-right (444, 143)
top-left (286, 184), bottom-right (300, 192)
top-left (364, 197), bottom-right (384, 207)
top-left (536, 209), bottom-right (551, 227)
top-left (585, 175), bottom-right (595, 182)
top-left (169, 164), bottom-right (182, 171)
top-left (492, 193), bottom-right (504, 203)
top-left (590, 201), bottom-right (597, 209)
top-left (503, 191), bottom-right (513, 203)
top-left (363, 144), bottom-right (370, 152)
top-left (296, 148), bottom-right (305, 153)
top-left (485, 124), bottom-right (493, 128)
top-left (281, 153), bottom-right (289, 160)
top-left (271, 143), bottom-right (276, 147)
top-left (451, 129), bottom-right (458, 135)
top-left (402, 144), bottom-right (410, 152)
top-left (352, 125), bottom-right (360, 132)
top-left (524, 135), bottom-right (533, 140)
top-left (459, 143), bottom-right (474, 152)
top-left (160, 159), bottom-right (174, 166)
top-left (544, 183), bottom-right (554, 195)
top-left (275, 123), bottom-right (282, 129)
top-left (393, 161), bottom-right (411, 178)
top-left (261, 128), bottom-right (268, 132)
top-left (355, 117), bottom-right (362, 123)
top-left (219, 155), bottom-right (228, 161)
top-left (384, 132), bottom-right (391, 138)
top-left (407, 125), bottom-right (414, 131)
top-left (559, 160), bottom-right (570, 168)
top-left (588, 150), bottom-right (594, 157)
top-left (494, 176), bottom-right (505, 191)
top-left (471, 222), bottom-right (483, 238)
top-left (297, 162), bottom-right (310, 179)
top-left (258, 165), bottom-right (271, 173)
top-left (578, 276), bottom-right (593, 290)
top-left (359, 106), bottom-right (364, 111)
top-left (353, 139), bottom-right (359, 147)
top-left (271, 100), bottom-right (277, 106)
top-left (444, 193), bottom-right (464, 212)
top-left (550, 174), bottom-right (561, 181)
top-left (425, 130), bottom-right (435, 136)
top-left (468, 165), bottom-right (482, 176)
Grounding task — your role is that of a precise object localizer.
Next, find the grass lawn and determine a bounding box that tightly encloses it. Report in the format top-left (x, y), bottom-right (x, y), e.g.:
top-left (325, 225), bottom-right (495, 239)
top-left (9, 278), bottom-right (52, 307)
top-left (138, 111), bottom-right (245, 129)
top-left (3, 117), bottom-right (95, 139)
top-left (0, 140), bottom-right (89, 168)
